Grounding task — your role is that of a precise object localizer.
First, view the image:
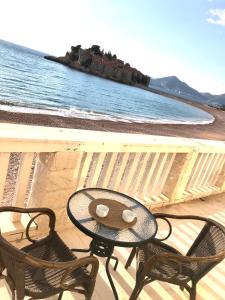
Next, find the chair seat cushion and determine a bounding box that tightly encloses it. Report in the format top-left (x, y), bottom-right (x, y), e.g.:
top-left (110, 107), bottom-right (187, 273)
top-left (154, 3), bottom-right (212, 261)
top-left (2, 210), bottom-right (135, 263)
top-left (138, 239), bottom-right (193, 283)
top-left (21, 231), bottom-right (90, 298)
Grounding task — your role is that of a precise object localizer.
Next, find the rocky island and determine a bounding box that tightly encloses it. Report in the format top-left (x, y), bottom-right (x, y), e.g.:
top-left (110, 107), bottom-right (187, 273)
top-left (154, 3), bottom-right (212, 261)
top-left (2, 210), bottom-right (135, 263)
top-left (45, 44), bottom-right (150, 87)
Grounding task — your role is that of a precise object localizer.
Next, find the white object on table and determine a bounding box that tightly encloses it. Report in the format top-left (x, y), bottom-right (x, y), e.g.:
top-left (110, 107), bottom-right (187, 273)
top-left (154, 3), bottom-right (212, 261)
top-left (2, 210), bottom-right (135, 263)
top-left (96, 204), bottom-right (109, 218)
top-left (122, 209), bottom-right (136, 223)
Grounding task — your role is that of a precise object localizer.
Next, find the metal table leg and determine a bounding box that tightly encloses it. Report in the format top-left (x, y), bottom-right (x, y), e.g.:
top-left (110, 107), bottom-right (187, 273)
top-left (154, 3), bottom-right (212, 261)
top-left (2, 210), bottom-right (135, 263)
top-left (90, 239), bottom-right (119, 299)
top-left (110, 255), bottom-right (119, 270)
top-left (106, 256), bottom-right (119, 300)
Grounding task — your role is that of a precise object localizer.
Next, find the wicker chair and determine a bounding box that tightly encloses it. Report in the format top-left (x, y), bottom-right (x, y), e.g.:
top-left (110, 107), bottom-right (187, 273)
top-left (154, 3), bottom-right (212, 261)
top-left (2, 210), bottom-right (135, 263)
top-left (125, 213), bottom-right (225, 300)
top-left (0, 206), bottom-right (99, 300)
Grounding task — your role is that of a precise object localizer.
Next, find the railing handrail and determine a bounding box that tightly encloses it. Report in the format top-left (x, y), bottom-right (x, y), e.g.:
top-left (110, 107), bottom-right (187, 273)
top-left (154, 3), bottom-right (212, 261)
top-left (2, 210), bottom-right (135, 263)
top-left (1, 123), bottom-right (225, 153)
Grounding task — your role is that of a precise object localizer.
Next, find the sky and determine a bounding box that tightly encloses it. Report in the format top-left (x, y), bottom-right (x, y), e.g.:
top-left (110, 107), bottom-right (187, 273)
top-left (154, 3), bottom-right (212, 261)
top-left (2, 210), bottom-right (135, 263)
top-left (0, 0), bottom-right (224, 94)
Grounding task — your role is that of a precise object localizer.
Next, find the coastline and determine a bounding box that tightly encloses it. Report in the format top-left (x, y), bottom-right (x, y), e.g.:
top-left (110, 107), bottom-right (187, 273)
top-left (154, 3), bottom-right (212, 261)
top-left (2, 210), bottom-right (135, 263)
top-left (1, 40), bottom-right (225, 143)
top-left (0, 100), bottom-right (224, 141)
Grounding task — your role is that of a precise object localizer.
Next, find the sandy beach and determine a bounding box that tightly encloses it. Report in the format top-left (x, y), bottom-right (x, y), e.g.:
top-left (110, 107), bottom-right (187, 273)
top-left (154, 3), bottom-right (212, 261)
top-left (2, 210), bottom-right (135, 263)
top-left (0, 99), bottom-right (225, 141)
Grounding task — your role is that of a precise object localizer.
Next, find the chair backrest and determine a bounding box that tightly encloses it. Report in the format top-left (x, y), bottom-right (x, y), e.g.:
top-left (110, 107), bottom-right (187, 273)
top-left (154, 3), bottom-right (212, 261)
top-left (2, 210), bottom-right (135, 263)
top-left (187, 219), bottom-right (225, 280)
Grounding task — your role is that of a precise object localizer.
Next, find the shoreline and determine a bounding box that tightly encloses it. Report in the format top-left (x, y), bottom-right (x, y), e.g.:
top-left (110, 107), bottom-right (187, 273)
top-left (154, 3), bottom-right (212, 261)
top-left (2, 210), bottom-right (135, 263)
top-left (0, 100), bottom-right (225, 141)
top-left (0, 104), bottom-right (214, 125)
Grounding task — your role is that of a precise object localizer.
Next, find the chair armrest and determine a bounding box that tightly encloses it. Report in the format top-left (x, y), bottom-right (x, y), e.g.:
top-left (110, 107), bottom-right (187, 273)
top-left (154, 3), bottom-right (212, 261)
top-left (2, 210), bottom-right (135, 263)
top-left (153, 213), bottom-right (209, 222)
top-left (161, 252), bottom-right (225, 264)
top-left (0, 206), bottom-right (56, 243)
top-left (153, 214), bottom-right (172, 241)
top-left (60, 256), bottom-right (99, 289)
top-left (153, 213), bottom-right (212, 242)
top-left (141, 251), bottom-right (225, 282)
top-left (25, 210), bottom-right (56, 243)
top-left (24, 253), bottom-right (99, 287)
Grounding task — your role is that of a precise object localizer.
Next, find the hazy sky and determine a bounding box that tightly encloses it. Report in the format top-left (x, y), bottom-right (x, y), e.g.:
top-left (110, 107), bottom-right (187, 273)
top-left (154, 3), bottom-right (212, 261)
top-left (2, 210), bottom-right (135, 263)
top-left (0, 0), bottom-right (224, 94)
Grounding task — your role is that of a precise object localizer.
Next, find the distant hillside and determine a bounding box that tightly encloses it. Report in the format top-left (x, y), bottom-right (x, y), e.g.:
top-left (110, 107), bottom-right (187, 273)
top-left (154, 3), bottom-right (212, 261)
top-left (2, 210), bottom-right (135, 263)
top-left (200, 92), bottom-right (214, 100)
top-left (150, 76), bottom-right (206, 103)
top-left (209, 94), bottom-right (225, 107)
top-left (150, 76), bottom-right (225, 108)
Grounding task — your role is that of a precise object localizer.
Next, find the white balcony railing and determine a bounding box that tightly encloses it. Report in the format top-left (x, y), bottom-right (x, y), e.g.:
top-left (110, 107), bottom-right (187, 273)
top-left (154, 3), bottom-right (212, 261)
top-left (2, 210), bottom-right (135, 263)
top-left (0, 123), bottom-right (225, 231)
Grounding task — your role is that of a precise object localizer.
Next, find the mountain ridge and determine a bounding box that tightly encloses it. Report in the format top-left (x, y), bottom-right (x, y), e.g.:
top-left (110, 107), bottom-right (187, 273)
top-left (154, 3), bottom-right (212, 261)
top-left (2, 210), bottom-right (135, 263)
top-left (150, 76), bottom-right (225, 107)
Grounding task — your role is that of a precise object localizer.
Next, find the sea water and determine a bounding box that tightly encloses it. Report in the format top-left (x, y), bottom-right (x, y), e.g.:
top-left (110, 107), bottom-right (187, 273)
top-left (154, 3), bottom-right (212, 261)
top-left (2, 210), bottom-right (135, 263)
top-left (0, 39), bottom-right (214, 124)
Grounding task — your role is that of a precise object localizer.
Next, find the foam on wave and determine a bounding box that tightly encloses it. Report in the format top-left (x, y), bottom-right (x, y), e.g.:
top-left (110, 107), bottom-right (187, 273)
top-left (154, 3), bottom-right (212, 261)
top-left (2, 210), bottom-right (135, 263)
top-left (0, 100), bottom-right (215, 125)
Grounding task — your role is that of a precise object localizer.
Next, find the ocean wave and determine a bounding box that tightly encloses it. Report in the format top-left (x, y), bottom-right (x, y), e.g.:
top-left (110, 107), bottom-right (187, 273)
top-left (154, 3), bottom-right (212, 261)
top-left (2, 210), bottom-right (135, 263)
top-left (0, 100), bottom-right (214, 125)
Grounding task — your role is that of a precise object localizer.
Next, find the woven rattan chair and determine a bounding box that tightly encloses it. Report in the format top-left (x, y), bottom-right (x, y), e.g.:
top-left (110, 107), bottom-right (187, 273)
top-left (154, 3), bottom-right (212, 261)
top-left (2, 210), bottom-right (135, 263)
top-left (0, 206), bottom-right (99, 300)
top-left (125, 213), bottom-right (225, 300)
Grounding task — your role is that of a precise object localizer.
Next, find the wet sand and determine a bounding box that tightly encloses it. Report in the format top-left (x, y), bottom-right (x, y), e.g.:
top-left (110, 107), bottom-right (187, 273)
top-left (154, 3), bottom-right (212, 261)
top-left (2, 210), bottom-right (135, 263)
top-left (0, 100), bottom-right (225, 141)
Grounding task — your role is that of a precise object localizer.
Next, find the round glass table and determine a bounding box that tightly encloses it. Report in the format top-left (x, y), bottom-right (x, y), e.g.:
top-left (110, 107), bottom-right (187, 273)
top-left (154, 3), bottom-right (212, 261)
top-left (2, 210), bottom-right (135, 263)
top-left (67, 188), bottom-right (157, 299)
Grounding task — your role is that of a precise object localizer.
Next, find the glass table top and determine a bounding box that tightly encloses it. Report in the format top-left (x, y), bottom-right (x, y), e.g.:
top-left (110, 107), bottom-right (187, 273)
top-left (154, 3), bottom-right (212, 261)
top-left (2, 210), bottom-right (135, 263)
top-left (67, 188), bottom-right (157, 247)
